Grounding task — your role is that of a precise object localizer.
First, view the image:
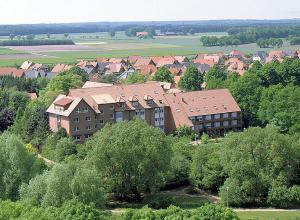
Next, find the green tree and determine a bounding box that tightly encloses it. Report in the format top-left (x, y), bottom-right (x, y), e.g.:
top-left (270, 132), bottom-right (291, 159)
top-left (0, 133), bottom-right (45, 201)
top-left (86, 119), bottom-right (172, 199)
top-left (12, 100), bottom-right (49, 146)
top-left (219, 127), bottom-right (300, 207)
top-left (46, 72), bottom-right (83, 93)
top-left (258, 84), bottom-right (300, 133)
top-left (9, 34), bottom-right (15, 40)
top-left (71, 168), bottom-right (105, 208)
top-left (179, 66), bottom-right (203, 91)
top-left (228, 72), bottom-right (263, 127)
top-left (123, 72), bottom-right (148, 84)
top-left (20, 162), bottom-right (106, 208)
top-left (153, 66), bottom-right (174, 83)
top-left (108, 29), bottom-right (116, 37)
top-left (190, 143), bottom-right (225, 192)
top-left (205, 66), bottom-right (227, 89)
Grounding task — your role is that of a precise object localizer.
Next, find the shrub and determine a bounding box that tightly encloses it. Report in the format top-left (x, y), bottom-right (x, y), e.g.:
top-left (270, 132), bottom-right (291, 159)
top-left (143, 194), bottom-right (175, 209)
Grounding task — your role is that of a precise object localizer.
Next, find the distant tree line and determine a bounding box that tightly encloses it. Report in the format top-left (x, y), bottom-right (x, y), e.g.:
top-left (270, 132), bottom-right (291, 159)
top-left (256, 38), bottom-right (283, 48)
top-left (0, 39), bottom-right (74, 46)
top-left (201, 25), bottom-right (300, 47)
top-left (290, 36), bottom-right (300, 45)
top-left (2, 20), bottom-right (300, 36)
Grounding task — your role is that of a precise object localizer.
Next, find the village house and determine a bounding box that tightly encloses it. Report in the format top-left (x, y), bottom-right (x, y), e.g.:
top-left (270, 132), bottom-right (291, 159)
top-left (52, 64), bottom-right (73, 74)
top-left (253, 51), bottom-right (268, 63)
top-left (47, 82), bottom-right (242, 143)
top-left (0, 67), bottom-right (25, 78)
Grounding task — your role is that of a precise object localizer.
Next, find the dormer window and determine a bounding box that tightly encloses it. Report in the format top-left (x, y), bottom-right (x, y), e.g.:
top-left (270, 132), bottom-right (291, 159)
top-left (144, 95), bottom-right (154, 106)
top-left (54, 97), bottom-right (73, 112)
top-left (116, 97), bottom-right (126, 108)
top-left (147, 100), bottom-right (153, 105)
top-left (129, 95), bottom-right (139, 107)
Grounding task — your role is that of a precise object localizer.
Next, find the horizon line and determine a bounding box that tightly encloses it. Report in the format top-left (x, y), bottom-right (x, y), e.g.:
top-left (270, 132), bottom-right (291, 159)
top-left (1, 18), bottom-right (300, 26)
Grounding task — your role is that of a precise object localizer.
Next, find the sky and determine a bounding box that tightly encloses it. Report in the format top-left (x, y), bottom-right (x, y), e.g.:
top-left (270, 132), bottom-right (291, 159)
top-left (1, 0), bottom-right (300, 24)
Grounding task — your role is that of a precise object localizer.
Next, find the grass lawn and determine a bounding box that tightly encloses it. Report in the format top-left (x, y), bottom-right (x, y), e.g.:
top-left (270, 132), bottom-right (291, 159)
top-left (238, 211), bottom-right (300, 220)
top-left (107, 188), bottom-right (211, 210)
top-left (0, 47), bottom-right (27, 55)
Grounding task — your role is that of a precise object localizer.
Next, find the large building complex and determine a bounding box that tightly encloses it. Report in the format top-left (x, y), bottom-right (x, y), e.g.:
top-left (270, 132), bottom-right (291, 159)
top-left (47, 82), bottom-right (242, 142)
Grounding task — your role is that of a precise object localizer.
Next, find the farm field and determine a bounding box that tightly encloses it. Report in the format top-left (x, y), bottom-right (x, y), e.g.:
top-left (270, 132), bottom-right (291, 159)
top-left (237, 210), bottom-right (300, 220)
top-left (0, 31), bottom-right (299, 67)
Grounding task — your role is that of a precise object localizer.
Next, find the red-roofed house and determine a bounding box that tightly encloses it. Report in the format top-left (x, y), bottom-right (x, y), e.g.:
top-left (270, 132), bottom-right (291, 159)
top-left (134, 58), bottom-right (156, 68)
top-left (0, 67), bottom-right (25, 77)
top-left (47, 82), bottom-right (242, 142)
top-left (229, 50), bottom-right (245, 59)
top-left (52, 64), bottom-right (73, 73)
top-left (156, 57), bottom-right (178, 68)
top-left (194, 58), bottom-right (215, 67)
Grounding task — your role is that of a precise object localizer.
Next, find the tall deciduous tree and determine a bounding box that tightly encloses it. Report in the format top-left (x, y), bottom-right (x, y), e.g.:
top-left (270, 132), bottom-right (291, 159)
top-left (179, 66), bottom-right (203, 91)
top-left (0, 133), bottom-right (44, 201)
top-left (153, 66), bottom-right (174, 83)
top-left (86, 119), bottom-right (172, 200)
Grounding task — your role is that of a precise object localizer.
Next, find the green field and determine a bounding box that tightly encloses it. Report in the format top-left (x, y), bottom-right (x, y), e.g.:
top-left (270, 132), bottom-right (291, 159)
top-left (0, 47), bottom-right (27, 55)
top-left (0, 31), bottom-right (299, 67)
top-left (238, 211), bottom-right (300, 220)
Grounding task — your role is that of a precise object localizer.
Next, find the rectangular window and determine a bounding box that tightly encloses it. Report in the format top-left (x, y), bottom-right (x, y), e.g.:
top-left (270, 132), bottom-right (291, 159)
top-left (56, 115), bottom-right (61, 122)
top-left (215, 122), bottom-right (221, 127)
top-left (197, 116), bottom-right (203, 121)
top-left (82, 107), bottom-right (88, 113)
top-left (232, 120), bottom-right (238, 126)
top-left (73, 117), bottom-right (79, 123)
top-left (99, 120), bottom-right (104, 124)
top-left (205, 115), bottom-right (212, 120)
top-left (86, 116), bottom-right (91, 121)
top-left (191, 116), bottom-right (196, 122)
top-left (76, 108), bottom-right (81, 113)
top-left (135, 109), bottom-right (145, 119)
top-left (116, 112), bottom-right (123, 122)
top-left (85, 134), bottom-right (91, 140)
top-left (118, 103), bottom-right (125, 108)
top-left (231, 112), bottom-right (237, 118)
top-left (73, 127), bottom-right (80, 132)
top-left (223, 121), bottom-right (229, 127)
top-left (86, 126), bottom-right (91, 131)
top-left (147, 100), bottom-right (153, 105)
top-left (205, 123), bottom-right (212, 127)
top-left (132, 101), bottom-right (139, 107)
top-left (214, 114), bottom-right (220, 119)
top-left (74, 136), bottom-right (81, 141)
top-left (223, 113), bottom-right (229, 119)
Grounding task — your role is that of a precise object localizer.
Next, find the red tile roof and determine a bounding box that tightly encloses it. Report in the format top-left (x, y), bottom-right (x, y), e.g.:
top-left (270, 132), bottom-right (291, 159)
top-left (52, 64), bottom-right (73, 73)
top-left (0, 67), bottom-right (25, 77)
top-left (156, 57), bottom-right (177, 68)
top-left (54, 97), bottom-right (74, 106)
top-left (164, 89), bottom-right (241, 127)
top-left (230, 50), bottom-right (245, 57)
top-left (134, 58), bottom-right (155, 67)
top-left (194, 58), bottom-right (215, 67)
top-left (138, 64), bottom-right (157, 76)
top-left (128, 55), bottom-right (142, 64)
top-left (97, 57), bottom-right (110, 63)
